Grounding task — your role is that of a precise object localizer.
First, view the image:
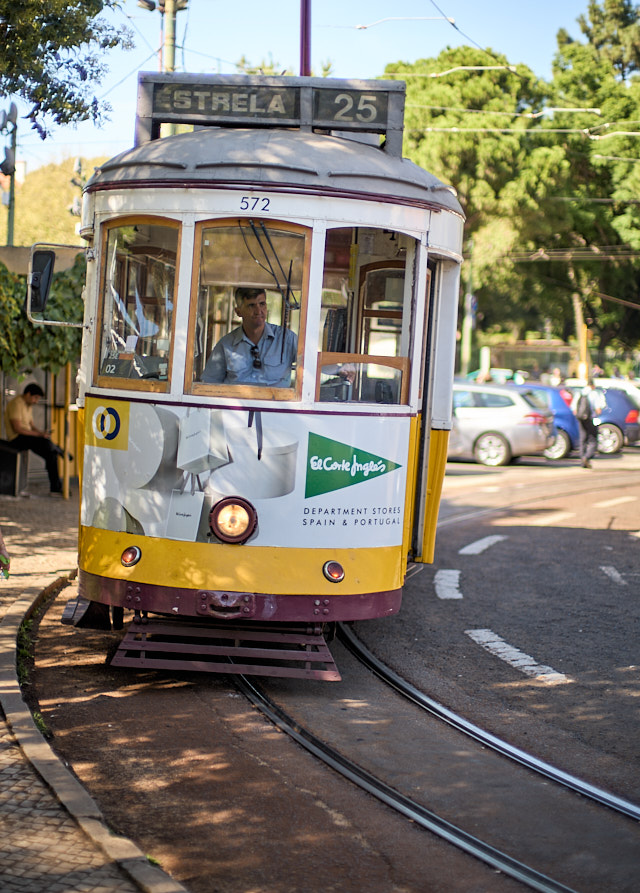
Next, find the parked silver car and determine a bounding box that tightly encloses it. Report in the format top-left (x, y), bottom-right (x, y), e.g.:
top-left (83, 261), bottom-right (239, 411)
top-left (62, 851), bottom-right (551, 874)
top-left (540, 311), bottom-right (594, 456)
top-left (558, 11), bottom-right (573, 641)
top-left (449, 382), bottom-right (555, 466)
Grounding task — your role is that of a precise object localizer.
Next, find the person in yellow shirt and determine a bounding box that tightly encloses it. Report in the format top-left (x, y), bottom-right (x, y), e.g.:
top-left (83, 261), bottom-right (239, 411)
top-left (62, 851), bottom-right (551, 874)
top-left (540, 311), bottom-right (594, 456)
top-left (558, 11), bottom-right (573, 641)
top-left (4, 383), bottom-right (62, 494)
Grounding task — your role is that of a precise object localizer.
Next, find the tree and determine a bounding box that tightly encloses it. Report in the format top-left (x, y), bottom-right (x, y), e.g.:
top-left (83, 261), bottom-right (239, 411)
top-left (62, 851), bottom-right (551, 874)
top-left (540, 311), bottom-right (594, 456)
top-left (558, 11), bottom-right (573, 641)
top-left (0, 255), bottom-right (85, 376)
top-left (549, 0), bottom-right (640, 355)
top-left (385, 2), bottom-right (640, 357)
top-left (1, 155), bottom-right (108, 246)
top-left (0, 1), bottom-right (132, 137)
top-left (577, 0), bottom-right (640, 78)
top-left (385, 46), bottom-right (573, 339)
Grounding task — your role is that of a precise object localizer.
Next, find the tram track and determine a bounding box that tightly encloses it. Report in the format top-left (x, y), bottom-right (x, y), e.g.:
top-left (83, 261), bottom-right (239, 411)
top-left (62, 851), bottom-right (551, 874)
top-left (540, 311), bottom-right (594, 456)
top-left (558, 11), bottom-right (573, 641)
top-left (231, 459), bottom-right (640, 893)
top-left (233, 638), bottom-right (640, 893)
top-left (234, 673), bottom-right (576, 893)
top-left (337, 622), bottom-right (640, 822)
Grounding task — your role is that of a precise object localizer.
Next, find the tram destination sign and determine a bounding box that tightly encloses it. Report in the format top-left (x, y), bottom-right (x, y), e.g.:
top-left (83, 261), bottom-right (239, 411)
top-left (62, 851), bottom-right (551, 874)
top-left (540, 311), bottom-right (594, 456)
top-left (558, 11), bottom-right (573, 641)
top-left (136, 74), bottom-right (405, 154)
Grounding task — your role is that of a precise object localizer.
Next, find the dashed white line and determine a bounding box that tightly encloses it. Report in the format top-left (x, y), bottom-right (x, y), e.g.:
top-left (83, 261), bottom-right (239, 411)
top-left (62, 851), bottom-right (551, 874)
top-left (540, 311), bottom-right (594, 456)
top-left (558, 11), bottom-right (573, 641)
top-left (465, 629), bottom-right (571, 684)
top-left (601, 566), bottom-right (627, 585)
top-left (434, 569), bottom-right (463, 599)
top-left (593, 496), bottom-right (637, 508)
top-left (458, 535), bottom-right (508, 556)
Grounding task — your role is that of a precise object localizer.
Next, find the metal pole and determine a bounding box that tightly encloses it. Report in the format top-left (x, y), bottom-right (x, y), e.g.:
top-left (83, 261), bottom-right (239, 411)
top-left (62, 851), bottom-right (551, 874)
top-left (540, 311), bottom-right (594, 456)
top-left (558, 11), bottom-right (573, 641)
top-left (300, 0), bottom-right (311, 76)
top-left (164, 0), bottom-right (176, 72)
top-left (6, 123), bottom-right (16, 246)
top-left (460, 239), bottom-right (473, 375)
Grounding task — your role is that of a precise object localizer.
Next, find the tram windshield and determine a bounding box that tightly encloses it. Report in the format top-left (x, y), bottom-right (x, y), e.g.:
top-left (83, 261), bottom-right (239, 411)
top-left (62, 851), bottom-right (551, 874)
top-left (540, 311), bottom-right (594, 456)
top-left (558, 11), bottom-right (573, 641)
top-left (189, 220), bottom-right (305, 397)
top-left (97, 220), bottom-right (178, 388)
top-left (317, 226), bottom-right (416, 404)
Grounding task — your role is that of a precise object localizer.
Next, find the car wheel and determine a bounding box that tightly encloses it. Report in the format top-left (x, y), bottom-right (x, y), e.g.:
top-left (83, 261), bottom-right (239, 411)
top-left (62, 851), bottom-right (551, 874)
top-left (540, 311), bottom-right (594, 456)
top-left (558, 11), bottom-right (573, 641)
top-left (544, 429), bottom-right (571, 460)
top-left (474, 432), bottom-right (512, 466)
top-left (597, 423), bottom-right (624, 454)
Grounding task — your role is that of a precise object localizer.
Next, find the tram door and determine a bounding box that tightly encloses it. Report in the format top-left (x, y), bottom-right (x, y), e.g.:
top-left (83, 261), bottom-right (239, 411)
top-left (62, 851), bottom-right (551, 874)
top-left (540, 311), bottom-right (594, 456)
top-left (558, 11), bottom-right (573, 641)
top-left (317, 227), bottom-right (415, 406)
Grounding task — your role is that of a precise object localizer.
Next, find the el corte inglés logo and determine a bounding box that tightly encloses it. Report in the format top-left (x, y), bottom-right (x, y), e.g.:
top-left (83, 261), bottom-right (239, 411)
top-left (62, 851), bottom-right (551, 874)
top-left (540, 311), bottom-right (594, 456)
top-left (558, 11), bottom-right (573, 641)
top-left (305, 432), bottom-right (401, 498)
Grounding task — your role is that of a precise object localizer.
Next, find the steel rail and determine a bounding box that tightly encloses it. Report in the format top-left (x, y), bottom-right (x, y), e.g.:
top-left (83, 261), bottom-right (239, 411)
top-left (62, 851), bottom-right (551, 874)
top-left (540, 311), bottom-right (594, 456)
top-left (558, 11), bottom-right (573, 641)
top-left (234, 672), bottom-right (577, 893)
top-left (338, 622), bottom-right (640, 821)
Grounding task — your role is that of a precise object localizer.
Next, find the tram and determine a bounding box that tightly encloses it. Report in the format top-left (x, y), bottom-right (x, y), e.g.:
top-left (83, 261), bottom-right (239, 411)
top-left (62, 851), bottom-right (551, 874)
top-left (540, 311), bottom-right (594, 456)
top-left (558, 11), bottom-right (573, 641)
top-left (29, 73), bottom-right (464, 679)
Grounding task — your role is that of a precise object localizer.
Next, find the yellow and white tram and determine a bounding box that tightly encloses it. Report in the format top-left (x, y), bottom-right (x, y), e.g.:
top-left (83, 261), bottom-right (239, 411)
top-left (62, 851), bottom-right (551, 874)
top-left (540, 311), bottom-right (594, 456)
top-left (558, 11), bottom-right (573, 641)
top-left (32, 74), bottom-right (464, 679)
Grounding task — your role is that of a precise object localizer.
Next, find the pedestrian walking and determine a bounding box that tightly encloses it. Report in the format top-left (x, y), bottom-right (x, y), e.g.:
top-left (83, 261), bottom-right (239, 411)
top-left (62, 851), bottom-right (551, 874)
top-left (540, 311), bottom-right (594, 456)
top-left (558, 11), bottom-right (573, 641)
top-left (572, 380), bottom-right (606, 468)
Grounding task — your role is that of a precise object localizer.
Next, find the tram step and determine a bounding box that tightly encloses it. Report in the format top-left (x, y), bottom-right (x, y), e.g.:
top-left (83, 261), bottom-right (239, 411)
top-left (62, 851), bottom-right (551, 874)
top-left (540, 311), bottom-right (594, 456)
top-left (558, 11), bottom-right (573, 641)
top-left (110, 619), bottom-right (341, 681)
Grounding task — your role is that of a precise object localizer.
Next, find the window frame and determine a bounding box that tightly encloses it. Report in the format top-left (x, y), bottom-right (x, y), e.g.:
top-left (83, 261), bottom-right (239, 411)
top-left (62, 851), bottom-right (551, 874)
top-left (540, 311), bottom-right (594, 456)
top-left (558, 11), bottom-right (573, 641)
top-left (186, 217), bottom-right (310, 402)
top-left (93, 215), bottom-right (180, 393)
top-left (316, 352), bottom-right (410, 404)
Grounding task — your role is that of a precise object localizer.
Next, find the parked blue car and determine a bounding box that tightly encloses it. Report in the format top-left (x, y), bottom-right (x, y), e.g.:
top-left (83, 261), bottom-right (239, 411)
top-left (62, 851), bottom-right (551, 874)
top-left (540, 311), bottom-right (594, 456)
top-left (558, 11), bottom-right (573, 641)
top-left (512, 384), bottom-right (579, 459)
top-left (563, 385), bottom-right (640, 454)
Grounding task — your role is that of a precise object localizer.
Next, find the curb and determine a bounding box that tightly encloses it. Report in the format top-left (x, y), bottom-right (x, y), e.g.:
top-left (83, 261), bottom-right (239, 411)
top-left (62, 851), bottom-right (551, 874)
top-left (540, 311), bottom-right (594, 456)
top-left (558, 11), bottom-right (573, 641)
top-left (0, 575), bottom-right (188, 893)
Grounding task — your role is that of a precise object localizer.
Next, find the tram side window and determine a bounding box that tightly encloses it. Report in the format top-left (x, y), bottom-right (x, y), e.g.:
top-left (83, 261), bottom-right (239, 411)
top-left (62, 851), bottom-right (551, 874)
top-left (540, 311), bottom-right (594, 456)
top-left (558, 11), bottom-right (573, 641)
top-left (98, 221), bottom-right (178, 386)
top-left (189, 220), bottom-right (305, 396)
top-left (317, 226), bottom-right (414, 405)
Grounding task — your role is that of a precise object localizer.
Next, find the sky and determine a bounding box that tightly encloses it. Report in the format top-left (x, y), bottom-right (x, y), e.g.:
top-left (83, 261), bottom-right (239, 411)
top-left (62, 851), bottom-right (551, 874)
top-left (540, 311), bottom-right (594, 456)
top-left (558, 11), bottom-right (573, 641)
top-left (13, 0), bottom-right (592, 172)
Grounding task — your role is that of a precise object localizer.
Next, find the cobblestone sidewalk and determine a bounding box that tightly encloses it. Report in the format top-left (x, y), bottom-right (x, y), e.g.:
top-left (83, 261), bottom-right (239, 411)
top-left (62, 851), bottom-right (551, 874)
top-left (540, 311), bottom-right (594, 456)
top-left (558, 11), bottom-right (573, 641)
top-left (0, 482), bottom-right (186, 893)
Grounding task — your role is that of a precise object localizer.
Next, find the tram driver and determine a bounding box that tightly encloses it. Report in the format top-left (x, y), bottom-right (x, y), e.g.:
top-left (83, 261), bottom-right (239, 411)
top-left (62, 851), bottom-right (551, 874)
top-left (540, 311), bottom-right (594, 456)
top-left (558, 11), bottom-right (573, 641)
top-left (201, 287), bottom-right (297, 387)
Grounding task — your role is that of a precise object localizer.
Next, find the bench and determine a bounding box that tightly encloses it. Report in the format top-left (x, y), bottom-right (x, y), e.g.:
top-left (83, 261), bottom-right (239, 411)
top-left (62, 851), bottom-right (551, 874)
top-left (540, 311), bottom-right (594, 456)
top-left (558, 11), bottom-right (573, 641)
top-left (0, 440), bottom-right (29, 496)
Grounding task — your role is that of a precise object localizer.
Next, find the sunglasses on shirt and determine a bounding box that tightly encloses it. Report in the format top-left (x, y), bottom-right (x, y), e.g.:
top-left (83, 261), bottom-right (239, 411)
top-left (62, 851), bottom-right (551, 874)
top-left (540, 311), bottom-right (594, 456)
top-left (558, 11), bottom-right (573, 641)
top-left (250, 345), bottom-right (262, 368)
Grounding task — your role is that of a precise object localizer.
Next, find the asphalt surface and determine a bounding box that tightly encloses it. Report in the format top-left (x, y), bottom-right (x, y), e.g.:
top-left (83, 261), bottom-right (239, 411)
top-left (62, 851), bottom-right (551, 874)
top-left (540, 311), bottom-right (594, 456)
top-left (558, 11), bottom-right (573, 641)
top-left (0, 475), bottom-right (186, 893)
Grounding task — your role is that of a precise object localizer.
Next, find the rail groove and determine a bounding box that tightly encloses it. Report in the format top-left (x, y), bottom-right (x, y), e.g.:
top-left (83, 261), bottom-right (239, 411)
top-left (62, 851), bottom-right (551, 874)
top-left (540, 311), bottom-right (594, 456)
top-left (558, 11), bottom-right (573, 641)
top-left (235, 673), bottom-right (577, 893)
top-left (338, 623), bottom-right (640, 822)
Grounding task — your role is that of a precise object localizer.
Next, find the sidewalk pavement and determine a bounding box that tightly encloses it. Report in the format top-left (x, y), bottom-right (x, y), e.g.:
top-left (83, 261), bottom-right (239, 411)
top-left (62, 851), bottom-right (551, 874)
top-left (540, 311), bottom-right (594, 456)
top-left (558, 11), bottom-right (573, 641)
top-left (0, 479), bottom-right (187, 893)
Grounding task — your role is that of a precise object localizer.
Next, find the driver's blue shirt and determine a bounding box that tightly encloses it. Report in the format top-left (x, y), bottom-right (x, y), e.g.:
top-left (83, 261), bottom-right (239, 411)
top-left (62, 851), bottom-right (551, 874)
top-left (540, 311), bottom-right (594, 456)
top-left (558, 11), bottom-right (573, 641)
top-left (201, 323), bottom-right (297, 388)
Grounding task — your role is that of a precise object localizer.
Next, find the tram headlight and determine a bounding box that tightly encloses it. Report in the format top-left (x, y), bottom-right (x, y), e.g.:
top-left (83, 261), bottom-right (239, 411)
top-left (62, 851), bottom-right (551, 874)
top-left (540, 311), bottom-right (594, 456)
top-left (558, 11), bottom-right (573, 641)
top-left (209, 497), bottom-right (257, 544)
top-left (121, 545), bottom-right (141, 567)
top-left (323, 560), bottom-right (345, 583)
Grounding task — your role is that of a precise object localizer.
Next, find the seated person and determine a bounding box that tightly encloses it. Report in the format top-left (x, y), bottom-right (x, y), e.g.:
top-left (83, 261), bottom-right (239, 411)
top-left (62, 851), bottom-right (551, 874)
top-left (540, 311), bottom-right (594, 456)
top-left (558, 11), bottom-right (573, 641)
top-left (201, 287), bottom-right (297, 388)
top-left (4, 383), bottom-right (63, 495)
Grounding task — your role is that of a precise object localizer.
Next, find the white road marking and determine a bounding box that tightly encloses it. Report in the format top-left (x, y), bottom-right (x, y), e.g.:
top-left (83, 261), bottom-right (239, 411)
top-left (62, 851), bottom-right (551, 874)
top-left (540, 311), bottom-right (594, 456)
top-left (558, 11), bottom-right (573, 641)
top-left (459, 535), bottom-right (508, 555)
top-left (593, 496), bottom-right (637, 508)
top-left (434, 569), bottom-right (463, 599)
top-left (529, 511), bottom-right (575, 527)
top-left (465, 629), bottom-right (571, 684)
top-left (600, 566), bottom-right (627, 585)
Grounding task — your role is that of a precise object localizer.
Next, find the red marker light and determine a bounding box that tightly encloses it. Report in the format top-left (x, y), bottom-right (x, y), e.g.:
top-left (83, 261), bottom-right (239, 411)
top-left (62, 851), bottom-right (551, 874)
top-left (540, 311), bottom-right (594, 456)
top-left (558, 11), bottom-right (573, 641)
top-left (121, 546), bottom-right (141, 567)
top-left (323, 560), bottom-right (345, 583)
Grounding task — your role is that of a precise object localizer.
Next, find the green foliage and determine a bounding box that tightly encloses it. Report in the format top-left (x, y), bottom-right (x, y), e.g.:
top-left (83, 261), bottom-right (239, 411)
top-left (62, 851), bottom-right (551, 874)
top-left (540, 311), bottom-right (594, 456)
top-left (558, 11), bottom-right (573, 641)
top-left (0, 156), bottom-right (108, 247)
top-left (577, 0), bottom-right (640, 78)
top-left (387, 0), bottom-right (640, 355)
top-left (0, 1), bottom-right (132, 136)
top-left (235, 56), bottom-right (333, 77)
top-left (0, 255), bottom-right (84, 375)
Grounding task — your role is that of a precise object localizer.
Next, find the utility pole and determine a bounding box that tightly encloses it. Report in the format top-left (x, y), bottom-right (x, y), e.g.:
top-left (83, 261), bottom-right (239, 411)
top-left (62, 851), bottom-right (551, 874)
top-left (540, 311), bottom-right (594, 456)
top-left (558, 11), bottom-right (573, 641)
top-left (460, 238), bottom-right (474, 375)
top-left (138, 0), bottom-right (187, 133)
top-left (300, 0), bottom-right (311, 76)
top-left (164, 0), bottom-right (176, 73)
top-left (0, 103), bottom-right (17, 246)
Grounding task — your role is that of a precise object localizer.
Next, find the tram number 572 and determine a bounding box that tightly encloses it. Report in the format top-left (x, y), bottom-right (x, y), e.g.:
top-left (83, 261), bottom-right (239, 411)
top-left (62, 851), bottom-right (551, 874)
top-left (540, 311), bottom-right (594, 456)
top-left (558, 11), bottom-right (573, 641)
top-left (239, 196), bottom-right (271, 212)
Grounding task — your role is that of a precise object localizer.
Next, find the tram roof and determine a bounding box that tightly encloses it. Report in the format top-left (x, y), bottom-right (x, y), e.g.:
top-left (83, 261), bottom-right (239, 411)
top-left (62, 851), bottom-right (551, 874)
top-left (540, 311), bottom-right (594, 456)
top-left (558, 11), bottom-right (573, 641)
top-left (86, 127), bottom-right (464, 216)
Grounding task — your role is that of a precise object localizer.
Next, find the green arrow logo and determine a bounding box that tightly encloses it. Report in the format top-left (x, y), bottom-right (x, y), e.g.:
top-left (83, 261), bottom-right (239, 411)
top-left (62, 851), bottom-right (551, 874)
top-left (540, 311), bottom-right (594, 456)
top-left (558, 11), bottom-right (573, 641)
top-left (305, 432), bottom-right (401, 498)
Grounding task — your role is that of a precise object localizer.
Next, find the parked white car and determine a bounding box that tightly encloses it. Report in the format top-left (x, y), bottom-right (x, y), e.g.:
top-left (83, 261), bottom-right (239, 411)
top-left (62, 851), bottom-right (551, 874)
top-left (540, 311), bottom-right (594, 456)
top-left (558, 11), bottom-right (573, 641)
top-left (449, 382), bottom-right (555, 466)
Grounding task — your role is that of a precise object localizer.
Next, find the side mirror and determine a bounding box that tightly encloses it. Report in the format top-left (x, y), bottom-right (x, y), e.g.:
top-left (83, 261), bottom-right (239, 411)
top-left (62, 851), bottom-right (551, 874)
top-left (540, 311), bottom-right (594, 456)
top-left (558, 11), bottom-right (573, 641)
top-left (27, 249), bottom-right (56, 314)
